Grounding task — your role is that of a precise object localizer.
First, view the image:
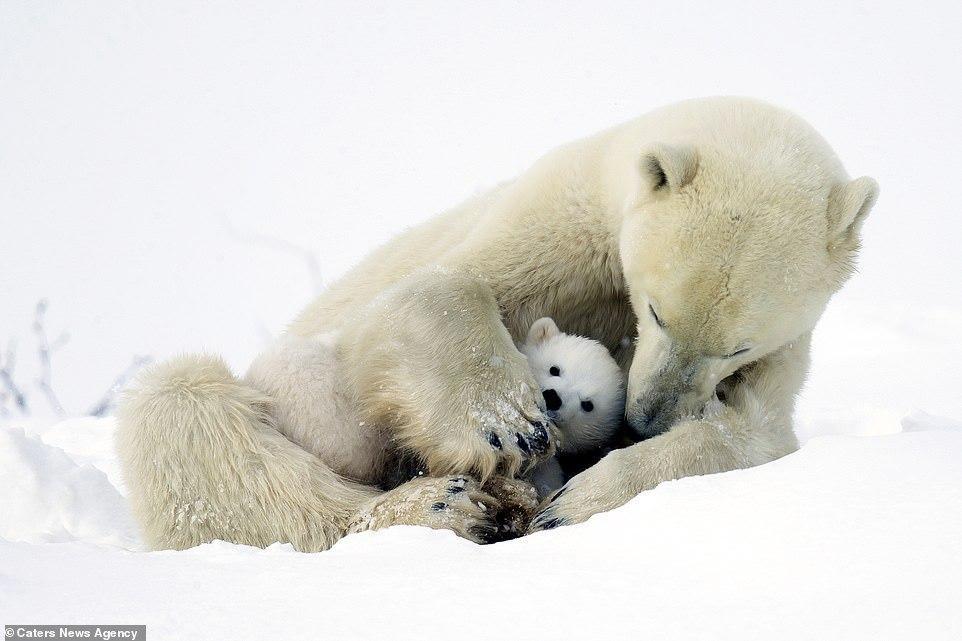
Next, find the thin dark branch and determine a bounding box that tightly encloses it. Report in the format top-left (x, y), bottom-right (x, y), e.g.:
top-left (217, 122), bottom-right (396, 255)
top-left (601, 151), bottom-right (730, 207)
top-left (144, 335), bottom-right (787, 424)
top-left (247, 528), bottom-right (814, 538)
top-left (2, 300), bottom-right (154, 420)
top-left (88, 355), bottom-right (153, 417)
top-left (0, 339), bottom-right (29, 416)
top-left (33, 298), bottom-right (67, 416)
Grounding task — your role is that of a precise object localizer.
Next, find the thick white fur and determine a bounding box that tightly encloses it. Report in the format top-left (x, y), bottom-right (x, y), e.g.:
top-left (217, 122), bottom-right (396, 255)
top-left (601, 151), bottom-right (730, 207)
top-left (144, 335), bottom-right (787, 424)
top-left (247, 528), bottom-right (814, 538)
top-left (521, 317), bottom-right (624, 497)
top-left (245, 333), bottom-right (389, 486)
top-left (117, 96), bottom-right (878, 548)
top-left (521, 317), bottom-right (624, 454)
top-left (248, 317), bottom-right (619, 501)
top-left (116, 354), bottom-right (378, 551)
top-left (119, 351), bottom-right (508, 549)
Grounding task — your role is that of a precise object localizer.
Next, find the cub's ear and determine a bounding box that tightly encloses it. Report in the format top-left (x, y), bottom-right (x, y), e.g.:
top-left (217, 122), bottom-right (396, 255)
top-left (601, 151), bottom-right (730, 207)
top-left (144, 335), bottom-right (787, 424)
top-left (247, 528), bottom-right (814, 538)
top-left (527, 317), bottom-right (560, 345)
top-left (827, 176), bottom-right (879, 251)
top-left (640, 143), bottom-right (699, 194)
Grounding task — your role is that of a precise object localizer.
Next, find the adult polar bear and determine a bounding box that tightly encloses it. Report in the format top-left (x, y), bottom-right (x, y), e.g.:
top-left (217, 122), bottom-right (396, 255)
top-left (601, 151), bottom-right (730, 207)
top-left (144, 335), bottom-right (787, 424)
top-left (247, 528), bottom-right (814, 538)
top-left (117, 97), bottom-right (877, 550)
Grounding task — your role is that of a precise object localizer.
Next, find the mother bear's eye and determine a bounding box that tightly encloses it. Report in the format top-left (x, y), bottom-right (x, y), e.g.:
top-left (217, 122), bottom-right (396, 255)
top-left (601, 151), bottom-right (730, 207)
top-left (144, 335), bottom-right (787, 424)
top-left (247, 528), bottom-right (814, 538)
top-left (549, 366), bottom-right (561, 376)
top-left (648, 303), bottom-right (665, 328)
top-left (581, 400), bottom-right (594, 412)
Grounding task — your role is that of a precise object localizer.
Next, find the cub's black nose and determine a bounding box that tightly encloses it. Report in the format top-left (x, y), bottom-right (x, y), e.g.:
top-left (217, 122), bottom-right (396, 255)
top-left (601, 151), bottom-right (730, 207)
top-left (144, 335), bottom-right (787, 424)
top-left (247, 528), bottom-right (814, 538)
top-left (542, 388), bottom-right (562, 411)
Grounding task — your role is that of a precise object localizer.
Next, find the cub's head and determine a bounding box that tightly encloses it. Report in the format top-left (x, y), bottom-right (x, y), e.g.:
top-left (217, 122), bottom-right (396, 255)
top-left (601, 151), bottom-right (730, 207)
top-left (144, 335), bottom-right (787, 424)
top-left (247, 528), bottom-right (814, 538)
top-left (618, 137), bottom-right (878, 438)
top-left (520, 317), bottom-right (625, 454)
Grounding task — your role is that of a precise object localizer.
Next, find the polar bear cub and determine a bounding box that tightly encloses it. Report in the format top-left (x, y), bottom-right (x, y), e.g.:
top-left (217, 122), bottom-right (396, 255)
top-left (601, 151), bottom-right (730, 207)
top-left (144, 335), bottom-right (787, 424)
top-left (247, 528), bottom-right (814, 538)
top-left (520, 317), bottom-right (625, 497)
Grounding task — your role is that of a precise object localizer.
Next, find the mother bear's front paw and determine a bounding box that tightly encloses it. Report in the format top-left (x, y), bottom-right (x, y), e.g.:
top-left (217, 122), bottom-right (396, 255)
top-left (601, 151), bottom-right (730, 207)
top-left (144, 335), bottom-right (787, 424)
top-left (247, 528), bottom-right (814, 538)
top-left (423, 391), bottom-right (558, 480)
top-left (478, 410), bottom-right (555, 475)
top-left (528, 449), bottom-right (635, 532)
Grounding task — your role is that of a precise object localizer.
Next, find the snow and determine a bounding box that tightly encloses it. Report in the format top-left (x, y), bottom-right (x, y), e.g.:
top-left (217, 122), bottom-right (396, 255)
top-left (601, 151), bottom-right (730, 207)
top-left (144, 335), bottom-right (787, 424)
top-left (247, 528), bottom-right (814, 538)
top-left (1, 418), bottom-right (961, 639)
top-left (2, 1), bottom-right (961, 639)
top-left (0, 425), bottom-right (138, 548)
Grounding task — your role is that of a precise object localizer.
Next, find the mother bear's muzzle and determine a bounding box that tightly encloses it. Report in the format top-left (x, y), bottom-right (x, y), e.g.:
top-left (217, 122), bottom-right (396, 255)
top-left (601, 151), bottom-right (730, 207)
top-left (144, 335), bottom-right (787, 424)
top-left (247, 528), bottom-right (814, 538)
top-left (625, 350), bottom-right (722, 439)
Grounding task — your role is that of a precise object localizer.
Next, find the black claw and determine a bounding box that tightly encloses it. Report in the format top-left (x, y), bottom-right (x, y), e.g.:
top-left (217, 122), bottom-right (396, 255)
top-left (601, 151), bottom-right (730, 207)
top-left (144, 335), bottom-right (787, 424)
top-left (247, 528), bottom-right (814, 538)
top-left (490, 520), bottom-right (523, 542)
top-left (532, 509), bottom-right (555, 527)
top-left (515, 432), bottom-right (531, 455)
top-left (487, 433), bottom-right (502, 450)
top-left (448, 485), bottom-right (465, 494)
top-left (530, 425), bottom-right (549, 452)
top-left (549, 487), bottom-right (566, 503)
top-left (541, 518), bottom-right (563, 530)
top-left (468, 525), bottom-right (500, 544)
top-left (431, 502), bottom-right (447, 511)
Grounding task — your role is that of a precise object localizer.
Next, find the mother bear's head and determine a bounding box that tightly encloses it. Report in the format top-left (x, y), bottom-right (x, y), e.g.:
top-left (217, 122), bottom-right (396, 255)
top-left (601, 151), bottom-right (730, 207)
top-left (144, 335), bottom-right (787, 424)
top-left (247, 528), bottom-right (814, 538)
top-left (614, 109), bottom-right (878, 438)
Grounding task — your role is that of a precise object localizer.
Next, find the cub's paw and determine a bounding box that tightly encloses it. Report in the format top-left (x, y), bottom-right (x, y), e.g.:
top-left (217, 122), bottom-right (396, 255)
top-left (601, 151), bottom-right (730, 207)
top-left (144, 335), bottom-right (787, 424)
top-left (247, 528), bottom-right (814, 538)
top-left (528, 450), bottom-right (631, 533)
top-left (349, 476), bottom-right (503, 544)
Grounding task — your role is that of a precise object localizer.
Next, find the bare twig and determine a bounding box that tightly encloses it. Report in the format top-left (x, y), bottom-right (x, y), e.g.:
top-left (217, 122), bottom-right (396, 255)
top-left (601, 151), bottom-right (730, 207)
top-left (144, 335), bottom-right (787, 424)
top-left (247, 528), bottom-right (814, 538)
top-left (0, 301), bottom-right (156, 421)
top-left (88, 355), bottom-right (153, 417)
top-left (33, 298), bottom-right (68, 416)
top-left (221, 217), bottom-right (324, 295)
top-left (0, 339), bottom-right (28, 416)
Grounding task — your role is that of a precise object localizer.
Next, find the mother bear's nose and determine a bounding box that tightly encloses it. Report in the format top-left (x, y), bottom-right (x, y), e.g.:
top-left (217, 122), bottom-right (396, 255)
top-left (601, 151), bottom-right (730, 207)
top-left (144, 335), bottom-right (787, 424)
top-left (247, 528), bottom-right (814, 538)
top-left (626, 394), bottom-right (673, 439)
top-left (542, 389), bottom-right (562, 411)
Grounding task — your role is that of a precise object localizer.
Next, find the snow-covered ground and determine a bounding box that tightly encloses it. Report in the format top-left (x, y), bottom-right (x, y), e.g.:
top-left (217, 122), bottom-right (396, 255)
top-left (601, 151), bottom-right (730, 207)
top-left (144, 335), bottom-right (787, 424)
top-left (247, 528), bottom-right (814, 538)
top-left (2, 1), bottom-right (961, 639)
top-left (2, 295), bottom-right (959, 639)
top-left (2, 415), bottom-right (961, 639)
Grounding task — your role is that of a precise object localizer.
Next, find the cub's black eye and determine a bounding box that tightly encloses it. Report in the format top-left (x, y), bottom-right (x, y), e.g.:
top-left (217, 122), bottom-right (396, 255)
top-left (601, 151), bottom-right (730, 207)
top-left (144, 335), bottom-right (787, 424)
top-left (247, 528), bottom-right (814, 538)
top-left (580, 400), bottom-right (594, 413)
top-left (549, 366), bottom-right (561, 376)
top-left (649, 303), bottom-right (665, 328)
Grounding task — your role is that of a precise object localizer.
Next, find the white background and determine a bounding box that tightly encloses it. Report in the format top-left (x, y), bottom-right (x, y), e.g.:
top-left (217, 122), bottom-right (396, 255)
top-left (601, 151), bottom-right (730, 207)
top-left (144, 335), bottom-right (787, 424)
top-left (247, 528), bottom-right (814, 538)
top-left (1, 1), bottom-right (960, 428)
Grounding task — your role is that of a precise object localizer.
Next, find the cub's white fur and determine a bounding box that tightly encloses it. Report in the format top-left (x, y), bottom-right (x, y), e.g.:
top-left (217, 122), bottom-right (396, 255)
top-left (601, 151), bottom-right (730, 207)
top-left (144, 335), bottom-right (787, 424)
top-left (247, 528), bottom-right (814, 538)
top-left (117, 97), bottom-right (878, 550)
top-left (521, 317), bottom-right (624, 497)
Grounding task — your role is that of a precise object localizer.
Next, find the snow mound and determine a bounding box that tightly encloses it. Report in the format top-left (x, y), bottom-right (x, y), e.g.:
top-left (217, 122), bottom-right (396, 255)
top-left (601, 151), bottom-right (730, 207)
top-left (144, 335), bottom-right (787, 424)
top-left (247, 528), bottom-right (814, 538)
top-left (1, 415), bottom-right (961, 639)
top-left (0, 426), bottom-right (139, 548)
top-left (23, 416), bottom-right (129, 492)
top-left (901, 409), bottom-right (962, 433)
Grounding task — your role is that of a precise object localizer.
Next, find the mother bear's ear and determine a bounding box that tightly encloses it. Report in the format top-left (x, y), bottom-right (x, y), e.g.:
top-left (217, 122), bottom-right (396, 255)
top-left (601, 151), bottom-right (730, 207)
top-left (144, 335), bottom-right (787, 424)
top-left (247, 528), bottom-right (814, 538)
top-left (827, 176), bottom-right (879, 254)
top-left (639, 143), bottom-right (699, 194)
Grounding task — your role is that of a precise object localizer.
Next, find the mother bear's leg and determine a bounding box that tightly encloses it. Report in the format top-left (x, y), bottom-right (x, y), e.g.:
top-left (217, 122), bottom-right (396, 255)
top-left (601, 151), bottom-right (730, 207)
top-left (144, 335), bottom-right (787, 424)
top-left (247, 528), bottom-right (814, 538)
top-left (118, 354), bottom-right (509, 549)
top-left (530, 334), bottom-right (810, 530)
top-left (242, 331), bottom-right (535, 540)
top-left (244, 333), bottom-right (392, 487)
top-left (116, 354), bottom-right (380, 551)
top-left (339, 267), bottom-right (557, 480)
